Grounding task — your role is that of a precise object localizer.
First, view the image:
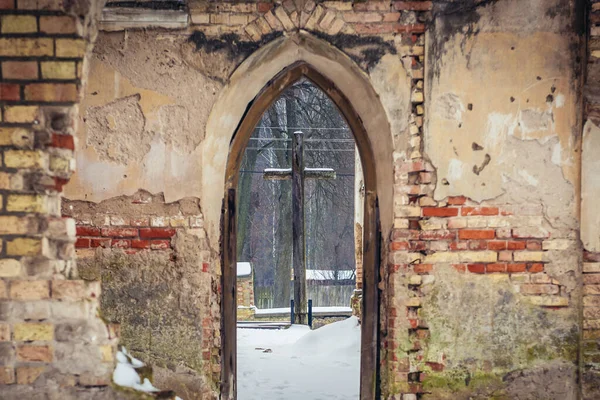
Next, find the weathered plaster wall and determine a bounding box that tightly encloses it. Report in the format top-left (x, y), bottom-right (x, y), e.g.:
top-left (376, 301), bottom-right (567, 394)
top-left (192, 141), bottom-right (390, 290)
top-left (64, 30), bottom-right (225, 203)
top-left (581, 1), bottom-right (600, 398)
top-left (407, 0), bottom-right (584, 398)
top-left (65, 2), bottom-right (421, 396)
top-left (58, 0), bottom-right (589, 399)
top-left (426, 0), bottom-right (581, 209)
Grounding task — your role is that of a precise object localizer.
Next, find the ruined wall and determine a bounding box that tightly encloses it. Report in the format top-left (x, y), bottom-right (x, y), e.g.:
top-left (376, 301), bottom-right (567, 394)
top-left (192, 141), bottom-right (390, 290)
top-left (59, 0), bottom-right (590, 399)
top-left (384, 0), bottom-right (584, 398)
top-left (582, 0), bottom-right (600, 398)
top-left (0, 0), bottom-right (130, 397)
top-left (65, 0), bottom-right (422, 398)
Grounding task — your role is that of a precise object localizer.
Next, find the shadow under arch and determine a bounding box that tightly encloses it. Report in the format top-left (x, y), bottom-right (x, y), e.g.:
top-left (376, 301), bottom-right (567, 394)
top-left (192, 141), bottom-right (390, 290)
top-left (220, 46), bottom-right (391, 400)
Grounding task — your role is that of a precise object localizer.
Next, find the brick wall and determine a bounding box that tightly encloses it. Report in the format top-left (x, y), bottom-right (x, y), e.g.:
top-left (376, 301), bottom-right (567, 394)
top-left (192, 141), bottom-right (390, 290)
top-left (64, 192), bottom-right (220, 398)
top-left (0, 0), bottom-right (118, 397)
top-left (583, 1), bottom-right (600, 398)
top-left (189, 0), bottom-right (430, 38)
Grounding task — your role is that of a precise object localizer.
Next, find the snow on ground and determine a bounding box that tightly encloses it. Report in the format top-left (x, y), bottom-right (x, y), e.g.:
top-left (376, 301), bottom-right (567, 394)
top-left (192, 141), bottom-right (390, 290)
top-left (254, 306), bottom-right (352, 315)
top-left (238, 316), bottom-right (360, 400)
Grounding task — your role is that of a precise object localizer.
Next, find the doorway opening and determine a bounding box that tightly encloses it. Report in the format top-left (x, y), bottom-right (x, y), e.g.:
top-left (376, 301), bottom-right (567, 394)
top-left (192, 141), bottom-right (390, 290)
top-left (222, 62), bottom-right (381, 400)
top-left (235, 77), bottom-right (360, 399)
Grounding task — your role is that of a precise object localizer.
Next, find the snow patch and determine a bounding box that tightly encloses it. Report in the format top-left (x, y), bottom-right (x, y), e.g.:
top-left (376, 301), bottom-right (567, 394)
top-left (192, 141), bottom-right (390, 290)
top-left (306, 269), bottom-right (354, 280)
top-left (238, 316), bottom-right (360, 400)
top-left (113, 347), bottom-right (160, 394)
top-left (237, 262), bottom-right (252, 277)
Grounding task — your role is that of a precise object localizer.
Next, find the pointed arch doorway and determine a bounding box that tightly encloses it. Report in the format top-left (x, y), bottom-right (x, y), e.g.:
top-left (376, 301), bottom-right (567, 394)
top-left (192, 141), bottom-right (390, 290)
top-left (221, 62), bottom-right (381, 400)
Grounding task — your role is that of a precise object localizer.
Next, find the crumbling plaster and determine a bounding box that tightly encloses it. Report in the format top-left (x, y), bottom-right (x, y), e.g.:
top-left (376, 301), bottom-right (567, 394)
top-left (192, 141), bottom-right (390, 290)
top-left (425, 0), bottom-right (581, 216)
top-left (65, 30), bottom-right (223, 204)
top-left (66, 30), bottom-right (411, 248)
top-left (581, 120), bottom-right (600, 252)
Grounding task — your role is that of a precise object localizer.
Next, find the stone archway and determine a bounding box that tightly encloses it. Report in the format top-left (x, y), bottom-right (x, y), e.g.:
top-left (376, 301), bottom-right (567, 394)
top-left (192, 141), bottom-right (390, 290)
top-left (212, 32), bottom-right (395, 400)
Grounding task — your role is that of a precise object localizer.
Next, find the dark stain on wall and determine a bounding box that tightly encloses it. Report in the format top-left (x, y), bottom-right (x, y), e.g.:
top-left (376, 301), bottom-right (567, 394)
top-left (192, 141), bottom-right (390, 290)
top-left (308, 30), bottom-right (397, 71)
top-left (187, 30), bottom-right (283, 61)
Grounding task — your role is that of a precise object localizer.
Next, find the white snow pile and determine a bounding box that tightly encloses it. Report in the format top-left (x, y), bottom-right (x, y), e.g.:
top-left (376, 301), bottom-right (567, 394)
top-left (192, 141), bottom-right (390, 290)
top-left (238, 316), bottom-right (361, 400)
top-left (113, 347), bottom-right (182, 399)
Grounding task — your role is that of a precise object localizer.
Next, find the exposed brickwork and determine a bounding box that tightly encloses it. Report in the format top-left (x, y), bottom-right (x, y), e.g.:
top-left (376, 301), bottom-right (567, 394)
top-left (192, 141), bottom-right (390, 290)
top-left (583, 2), bottom-right (600, 398)
top-left (0, 0), bottom-right (117, 396)
top-left (387, 161), bottom-right (574, 396)
top-left (187, 0), bottom-right (430, 38)
top-left (64, 193), bottom-right (221, 393)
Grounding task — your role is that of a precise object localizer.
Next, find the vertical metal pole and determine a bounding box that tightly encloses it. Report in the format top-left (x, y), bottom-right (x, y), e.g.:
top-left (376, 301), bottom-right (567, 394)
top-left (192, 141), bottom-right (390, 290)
top-left (308, 299), bottom-right (313, 329)
top-left (292, 131), bottom-right (307, 325)
top-left (291, 299), bottom-right (295, 324)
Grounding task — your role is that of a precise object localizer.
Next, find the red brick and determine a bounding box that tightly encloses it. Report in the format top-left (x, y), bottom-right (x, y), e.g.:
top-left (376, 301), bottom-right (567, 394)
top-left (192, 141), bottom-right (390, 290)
top-left (420, 230), bottom-right (455, 240)
top-left (17, 345), bottom-right (52, 362)
top-left (131, 239), bottom-right (150, 249)
top-left (393, 23), bottom-right (426, 33)
top-left (393, 1), bottom-right (433, 11)
top-left (51, 133), bottom-right (74, 150)
top-left (0, 83), bottom-right (20, 101)
top-left (409, 241), bottom-right (427, 251)
top-left (425, 362), bottom-right (444, 372)
top-left (453, 264), bottom-right (466, 273)
top-left (461, 207), bottom-right (499, 216)
top-left (414, 264), bottom-right (432, 274)
top-left (399, 160), bottom-right (425, 173)
top-left (507, 263), bottom-right (527, 273)
top-left (76, 226), bottom-right (100, 236)
top-left (583, 274), bottom-right (600, 284)
top-left (528, 263), bottom-right (544, 273)
top-left (391, 241), bottom-right (410, 251)
top-left (202, 262), bottom-right (209, 273)
top-left (2, 61), bottom-right (37, 80)
top-left (526, 241), bottom-right (542, 250)
top-left (422, 207), bottom-right (459, 217)
top-left (257, 2), bottom-right (272, 12)
top-left (584, 251), bottom-right (600, 262)
top-left (75, 238), bottom-right (90, 248)
top-left (467, 264), bottom-right (485, 274)
top-left (91, 238), bottom-right (111, 248)
top-left (150, 240), bottom-right (170, 250)
top-left (139, 228), bottom-right (176, 239)
top-left (111, 239), bottom-right (130, 248)
top-left (354, 1), bottom-right (390, 11)
top-left (487, 241), bottom-right (507, 250)
top-left (101, 228), bottom-right (138, 238)
top-left (24, 83), bottom-right (78, 102)
top-left (507, 241), bottom-right (526, 250)
top-left (447, 196), bottom-right (466, 205)
top-left (0, 0), bottom-right (14, 9)
top-left (487, 263), bottom-right (507, 273)
top-left (499, 251), bottom-right (513, 261)
top-left (458, 229), bottom-right (495, 240)
top-left (449, 241), bottom-right (468, 251)
top-left (355, 23), bottom-right (420, 35)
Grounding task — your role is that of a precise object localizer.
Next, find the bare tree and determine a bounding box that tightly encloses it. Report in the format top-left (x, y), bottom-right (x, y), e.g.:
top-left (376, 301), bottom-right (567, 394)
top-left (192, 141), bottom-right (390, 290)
top-left (237, 79), bottom-right (356, 308)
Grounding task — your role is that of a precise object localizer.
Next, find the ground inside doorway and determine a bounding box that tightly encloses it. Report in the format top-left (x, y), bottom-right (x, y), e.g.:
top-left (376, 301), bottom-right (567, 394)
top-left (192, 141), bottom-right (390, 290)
top-left (237, 316), bottom-right (360, 400)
